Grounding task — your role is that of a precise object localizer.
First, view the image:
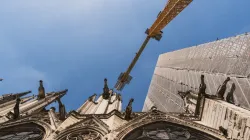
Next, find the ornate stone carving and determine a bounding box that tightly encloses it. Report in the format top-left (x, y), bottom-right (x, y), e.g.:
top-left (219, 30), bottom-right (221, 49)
top-left (0, 123), bottom-right (45, 140)
top-left (216, 77), bottom-right (230, 99)
top-left (226, 83), bottom-right (236, 104)
top-left (115, 110), bottom-right (224, 140)
top-left (132, 127), bottom-right (192, 140)
top-left (66, 131), bottom-right (101, 140)
top-left (81, 119), bottom-right (99, 128)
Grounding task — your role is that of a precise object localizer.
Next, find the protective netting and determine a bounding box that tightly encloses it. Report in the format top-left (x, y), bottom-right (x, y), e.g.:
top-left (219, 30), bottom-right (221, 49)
top-left (143, 33), bottom-right (250, 112)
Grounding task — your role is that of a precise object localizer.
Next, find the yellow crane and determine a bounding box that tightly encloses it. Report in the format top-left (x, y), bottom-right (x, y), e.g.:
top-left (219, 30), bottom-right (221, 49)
top-left (115, 0), bottom-right (193, 91)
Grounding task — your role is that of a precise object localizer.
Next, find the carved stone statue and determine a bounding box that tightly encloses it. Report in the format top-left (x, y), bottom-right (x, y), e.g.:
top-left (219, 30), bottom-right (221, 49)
top-left (58, 98), bottom-right (66, 120)
top-left (226, 83), bottom-right (236, 104)
top-left (125, 98), bottom-right (134, 120)
top-left (38, 80), bottom-right (45, 100)
top-left (177, 90), bottom-right (191, 99)
top-left (177, 90), bottom-right (197, 114)
top-left (195, 75), bottom-right (206, 117)
top-left (13, 97), bottom-right (21, 119)
top-left (216, 77), bottom-right (230, 99)
top-left (102, 78), bottom-right (110, 100)
top-left (117, 93), bottom-right (122, 101)
top-left (199, 75), bottom-right (206, 95)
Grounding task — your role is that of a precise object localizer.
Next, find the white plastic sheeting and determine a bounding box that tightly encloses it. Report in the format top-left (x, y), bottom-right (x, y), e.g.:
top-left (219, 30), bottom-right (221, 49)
top-left (143, 33), bottom-right (250, 112)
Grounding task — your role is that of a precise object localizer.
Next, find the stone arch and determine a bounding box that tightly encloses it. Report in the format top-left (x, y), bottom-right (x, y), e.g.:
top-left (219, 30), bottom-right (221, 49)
top-left (121, 121), bottom-right (221, 140)
top-left (0, 119), bottom-right (53, 140)
top-left (115, 113), bottom-right (225, 140)
top-left (56, 126), bottom-right (107, 140)
top-left (0, 122), bottom-right (47, 140)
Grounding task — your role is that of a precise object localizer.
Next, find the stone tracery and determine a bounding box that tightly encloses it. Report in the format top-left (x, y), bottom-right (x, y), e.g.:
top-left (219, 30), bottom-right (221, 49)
top-left (65, 131), bottom-right (102, 140)
top-left (122, 121), bottom-right (220, 140)
top-left (0, 123), bottom-right (45, 140)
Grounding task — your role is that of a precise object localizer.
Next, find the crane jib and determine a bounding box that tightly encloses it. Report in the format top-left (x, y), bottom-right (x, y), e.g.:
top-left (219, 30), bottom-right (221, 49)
top-left (114, 0), bottom-right (193, 91)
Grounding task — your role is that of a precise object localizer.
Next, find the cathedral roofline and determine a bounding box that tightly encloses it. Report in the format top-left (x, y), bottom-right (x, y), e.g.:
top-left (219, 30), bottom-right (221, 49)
top-left (69, 109), bottom-right (125, 120)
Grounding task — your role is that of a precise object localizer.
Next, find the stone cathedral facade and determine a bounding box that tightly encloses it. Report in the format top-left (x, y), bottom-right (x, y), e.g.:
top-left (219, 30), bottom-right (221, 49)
top-left (2, 77), bottom-right (248, 140)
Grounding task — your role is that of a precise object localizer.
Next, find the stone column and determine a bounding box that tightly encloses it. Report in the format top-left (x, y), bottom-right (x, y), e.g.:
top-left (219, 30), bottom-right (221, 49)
top-left (49, 107), bottom-right (60, 130)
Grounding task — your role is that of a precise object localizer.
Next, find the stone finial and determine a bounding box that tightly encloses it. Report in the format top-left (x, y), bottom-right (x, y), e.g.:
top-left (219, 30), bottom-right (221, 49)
top-left (13, 97), bottom-right (21, 119)
top-left (125, 98), bottom-right (134, 120)
top-left (0, 78), bottom-right (3, 81)
top-left (102, 78), bottom-right (110, 100)
top-left (226, 83), bottom-right (236, 104)
top-left (38, 80), bottom-right (45, 100)
top-left (216, 77), bottom-right (230, 99)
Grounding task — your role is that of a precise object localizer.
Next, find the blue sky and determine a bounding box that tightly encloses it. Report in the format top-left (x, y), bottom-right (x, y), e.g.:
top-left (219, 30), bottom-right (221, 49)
top-left (0, 0), bottom-right (250, 112)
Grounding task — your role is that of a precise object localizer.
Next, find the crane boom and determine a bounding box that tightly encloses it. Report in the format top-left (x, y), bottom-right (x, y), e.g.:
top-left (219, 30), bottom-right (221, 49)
top-left (115, 0), bottom-right (193, 91)
top-left (148, 0), bottom-right (192, 37)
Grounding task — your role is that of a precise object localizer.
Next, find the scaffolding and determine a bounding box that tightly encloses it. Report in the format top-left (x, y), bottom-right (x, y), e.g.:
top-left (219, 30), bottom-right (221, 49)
top-left (143, 33), bottom-right (250, 112)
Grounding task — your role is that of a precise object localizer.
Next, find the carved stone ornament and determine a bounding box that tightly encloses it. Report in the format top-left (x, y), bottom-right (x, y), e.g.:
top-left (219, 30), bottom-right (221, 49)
top-left (66, 131), bottom-right (101, 140)
top-left (82, 119), bottom-right (99, 128)
top-left (115, 110), bottom-right (225, 140)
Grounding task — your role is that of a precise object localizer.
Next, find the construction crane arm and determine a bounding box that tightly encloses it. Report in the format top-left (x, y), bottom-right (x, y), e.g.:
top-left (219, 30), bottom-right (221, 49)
top-left (115, 0), bottom-right (193, 91)
top-left (148, 0), bottom-right (192, 37)
top-left (125, 36), bottom-right (151, 77)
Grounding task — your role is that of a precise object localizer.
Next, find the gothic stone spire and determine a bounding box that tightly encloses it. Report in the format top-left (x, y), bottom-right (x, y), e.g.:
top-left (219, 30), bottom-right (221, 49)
top-left (102, 78), bottom-right (110, 100)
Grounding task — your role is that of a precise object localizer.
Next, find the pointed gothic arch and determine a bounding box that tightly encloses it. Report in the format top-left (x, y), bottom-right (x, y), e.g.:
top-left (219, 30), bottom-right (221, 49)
top-left (115, 110), bottom-right (225, 140)
top-left (0, 122), bottom-right (46, 140)
top-left (122, 121), bottom-right (220, 140)
top-left (56, 126), bottom-right (106, 140)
